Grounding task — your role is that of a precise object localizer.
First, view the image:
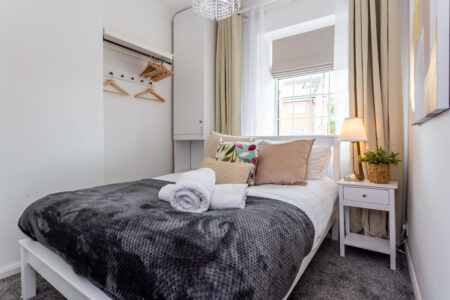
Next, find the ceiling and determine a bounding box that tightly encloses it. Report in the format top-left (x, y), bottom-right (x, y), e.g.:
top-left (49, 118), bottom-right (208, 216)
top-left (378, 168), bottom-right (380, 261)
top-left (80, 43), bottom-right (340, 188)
top-left (160, 0), bottom-right (192, 14)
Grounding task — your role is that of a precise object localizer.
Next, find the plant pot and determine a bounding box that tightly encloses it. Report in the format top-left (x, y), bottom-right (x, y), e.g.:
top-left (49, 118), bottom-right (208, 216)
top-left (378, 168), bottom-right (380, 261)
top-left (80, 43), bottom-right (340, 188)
top-left (367, 163), bottom-right (390, 184)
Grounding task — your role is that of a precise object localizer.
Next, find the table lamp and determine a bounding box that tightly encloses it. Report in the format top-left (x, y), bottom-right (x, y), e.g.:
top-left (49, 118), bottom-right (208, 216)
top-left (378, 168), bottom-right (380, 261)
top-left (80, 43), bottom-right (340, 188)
top-left (339, 117), bottom-right (368, 181)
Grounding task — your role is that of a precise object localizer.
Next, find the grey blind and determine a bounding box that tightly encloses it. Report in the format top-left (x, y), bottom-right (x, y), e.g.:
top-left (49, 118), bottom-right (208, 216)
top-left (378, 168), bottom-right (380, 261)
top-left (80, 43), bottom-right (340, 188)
top-left (272, 26), bottom-right (335, 78)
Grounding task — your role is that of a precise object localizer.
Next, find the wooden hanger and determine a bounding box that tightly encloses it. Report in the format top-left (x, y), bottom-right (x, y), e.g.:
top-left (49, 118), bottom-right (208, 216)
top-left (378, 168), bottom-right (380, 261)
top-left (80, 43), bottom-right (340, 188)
top-left (140, 61), bottom-right (165, 78)
top-left (103, 79), bottom-right (129, 96)
top-left (135, 88), bottom-right (166, 102)
top-left (140, 61), bottom-right (174, 82)
top-left (152, 69), bottom-right (174, 82)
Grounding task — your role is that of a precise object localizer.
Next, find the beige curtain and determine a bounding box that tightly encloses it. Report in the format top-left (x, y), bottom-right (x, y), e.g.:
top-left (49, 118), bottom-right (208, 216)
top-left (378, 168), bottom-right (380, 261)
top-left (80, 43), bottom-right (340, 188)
top-left (215, 14), bottom-right (243, 135)
top-left (349, 0), bottom-right (404, 241)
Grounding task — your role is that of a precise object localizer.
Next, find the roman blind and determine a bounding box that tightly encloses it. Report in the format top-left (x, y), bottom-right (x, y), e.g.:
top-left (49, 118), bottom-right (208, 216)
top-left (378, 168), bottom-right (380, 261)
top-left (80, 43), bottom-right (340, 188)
top-left (272, 26), bottom-right (335, 78)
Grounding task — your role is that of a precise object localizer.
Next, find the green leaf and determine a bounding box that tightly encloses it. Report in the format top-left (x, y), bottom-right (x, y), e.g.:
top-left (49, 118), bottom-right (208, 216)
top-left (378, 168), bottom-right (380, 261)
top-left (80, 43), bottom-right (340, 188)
top-left (358, 147), bottom-right (401, 165)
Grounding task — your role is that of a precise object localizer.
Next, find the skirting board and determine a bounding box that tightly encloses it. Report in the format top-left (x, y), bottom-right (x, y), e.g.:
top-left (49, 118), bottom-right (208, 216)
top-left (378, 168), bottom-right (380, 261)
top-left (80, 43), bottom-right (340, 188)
top-left (0, 261), bottom-right (20, 280)
top-left (405, 243), bottom-right (422, 300)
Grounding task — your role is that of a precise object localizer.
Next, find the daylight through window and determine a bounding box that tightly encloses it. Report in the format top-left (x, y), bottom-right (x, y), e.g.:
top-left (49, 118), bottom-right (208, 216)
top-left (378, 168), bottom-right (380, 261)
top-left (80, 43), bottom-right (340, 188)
top-left (277, 71), bottom-right (336, 136)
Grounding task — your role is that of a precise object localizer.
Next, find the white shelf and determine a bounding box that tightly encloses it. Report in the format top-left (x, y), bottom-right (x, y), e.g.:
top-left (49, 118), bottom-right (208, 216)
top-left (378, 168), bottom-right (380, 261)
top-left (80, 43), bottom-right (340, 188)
top-left (344, 233), bottom-right (390, 255)
top-left (103, 28), bottom-right (173, 63)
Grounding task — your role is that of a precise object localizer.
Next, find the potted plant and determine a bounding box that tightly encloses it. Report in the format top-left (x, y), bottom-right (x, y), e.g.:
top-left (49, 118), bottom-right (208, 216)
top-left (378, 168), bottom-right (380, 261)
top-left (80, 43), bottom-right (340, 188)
top-left (358, 147), bottom-right (401, 184)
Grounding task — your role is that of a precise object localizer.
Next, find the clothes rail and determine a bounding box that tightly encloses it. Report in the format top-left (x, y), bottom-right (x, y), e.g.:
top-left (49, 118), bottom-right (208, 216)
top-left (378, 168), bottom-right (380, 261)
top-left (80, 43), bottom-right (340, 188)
top-left (103, 37), bottom-right (173, 66)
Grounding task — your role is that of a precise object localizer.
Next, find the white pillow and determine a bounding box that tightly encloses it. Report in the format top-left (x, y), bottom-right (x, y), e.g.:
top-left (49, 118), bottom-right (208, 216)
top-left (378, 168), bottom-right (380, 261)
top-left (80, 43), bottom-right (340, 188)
top-left (321, 147), bottom-right (332, 177)
top-left (307, 146), bottom-right (331, 180)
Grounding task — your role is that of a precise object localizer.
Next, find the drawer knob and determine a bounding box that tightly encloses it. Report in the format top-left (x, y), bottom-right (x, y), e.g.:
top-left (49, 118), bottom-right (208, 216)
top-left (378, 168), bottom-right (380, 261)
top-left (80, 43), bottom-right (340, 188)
top-left (362, 194), bottom-right (367, 198)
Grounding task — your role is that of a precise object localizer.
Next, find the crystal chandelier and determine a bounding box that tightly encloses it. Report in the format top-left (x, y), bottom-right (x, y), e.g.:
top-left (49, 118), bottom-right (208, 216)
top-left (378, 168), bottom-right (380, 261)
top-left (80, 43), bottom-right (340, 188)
top-left (193, 0), bottom-right (241, 21)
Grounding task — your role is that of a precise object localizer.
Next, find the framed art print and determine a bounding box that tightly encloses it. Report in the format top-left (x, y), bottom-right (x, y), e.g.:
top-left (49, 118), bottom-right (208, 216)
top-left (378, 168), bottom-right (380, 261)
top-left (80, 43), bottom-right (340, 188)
top-left (410, 0), bottom-right (449, 124)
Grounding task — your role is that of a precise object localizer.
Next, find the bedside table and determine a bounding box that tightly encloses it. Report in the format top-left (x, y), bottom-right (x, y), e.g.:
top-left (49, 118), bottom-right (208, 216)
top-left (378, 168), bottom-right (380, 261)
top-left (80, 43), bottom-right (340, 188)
top-left (338, 179), bottom-right (398, 270)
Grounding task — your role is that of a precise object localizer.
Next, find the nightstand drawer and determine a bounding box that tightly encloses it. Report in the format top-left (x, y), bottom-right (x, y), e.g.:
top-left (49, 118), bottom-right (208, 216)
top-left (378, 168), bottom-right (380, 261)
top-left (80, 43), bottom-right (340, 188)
top-left (343, 187), bottom-right (389, 205)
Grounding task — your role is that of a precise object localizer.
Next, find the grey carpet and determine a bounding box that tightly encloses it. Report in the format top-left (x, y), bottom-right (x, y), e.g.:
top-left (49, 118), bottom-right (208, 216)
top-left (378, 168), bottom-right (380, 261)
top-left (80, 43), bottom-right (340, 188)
top-left (0, 239), bottom-right (414, 299)
top-left (288, 239), bottom-right (414, 300)
top-left (0, 273), bottom-right (65, 300)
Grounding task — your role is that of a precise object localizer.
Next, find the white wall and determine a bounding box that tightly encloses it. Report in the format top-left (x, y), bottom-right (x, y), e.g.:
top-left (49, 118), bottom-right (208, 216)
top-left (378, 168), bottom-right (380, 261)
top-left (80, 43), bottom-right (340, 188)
top-left (0, 0), bottom-right (104, 276)
top-left (402, 0), bottom-right (450, 298)
top-left (264, 0), bottom-right (335, 33)
top-left (103, 0), bottom-right (174, 183)
top-left (407, 110), bottom-right (450, 300)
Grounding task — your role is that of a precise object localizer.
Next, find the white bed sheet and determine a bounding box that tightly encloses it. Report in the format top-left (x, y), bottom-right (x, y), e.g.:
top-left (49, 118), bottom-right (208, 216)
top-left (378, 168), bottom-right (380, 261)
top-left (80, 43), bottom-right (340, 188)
top-left (155, 173), bottom-right (338, 248)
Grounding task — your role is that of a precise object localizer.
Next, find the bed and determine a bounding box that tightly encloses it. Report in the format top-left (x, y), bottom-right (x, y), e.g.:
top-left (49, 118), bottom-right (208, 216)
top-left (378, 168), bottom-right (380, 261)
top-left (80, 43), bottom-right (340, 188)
top-left (18, 135), bottom-right (340, 300)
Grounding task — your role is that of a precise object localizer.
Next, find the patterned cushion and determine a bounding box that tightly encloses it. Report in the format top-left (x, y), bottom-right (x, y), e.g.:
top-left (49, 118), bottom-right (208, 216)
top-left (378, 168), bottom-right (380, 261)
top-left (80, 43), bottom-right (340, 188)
top-left (216, 138), bottom-right (263, 186)
top-left (204, 132), bottom-right (256, 159)
top-left (200, 158), bottom-right (254, 184)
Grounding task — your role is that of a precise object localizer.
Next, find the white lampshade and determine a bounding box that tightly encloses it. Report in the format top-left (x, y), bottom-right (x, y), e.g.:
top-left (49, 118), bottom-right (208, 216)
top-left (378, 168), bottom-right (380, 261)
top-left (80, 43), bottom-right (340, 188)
top-left (339, 117), bottom-right (368, 142)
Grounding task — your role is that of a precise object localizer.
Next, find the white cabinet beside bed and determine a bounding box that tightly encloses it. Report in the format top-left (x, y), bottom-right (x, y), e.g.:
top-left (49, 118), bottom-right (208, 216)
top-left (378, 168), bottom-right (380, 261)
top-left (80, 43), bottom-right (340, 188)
top-left (173, 8), bottom-right (216, 172)
top-left (338, 179), bottom-right (398, 270)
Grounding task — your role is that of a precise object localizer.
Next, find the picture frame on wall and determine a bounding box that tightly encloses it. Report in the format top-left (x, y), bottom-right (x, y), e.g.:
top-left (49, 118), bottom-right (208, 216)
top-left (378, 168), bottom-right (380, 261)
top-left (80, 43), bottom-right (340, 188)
top-left (410, 0), bottom-right (449, 125)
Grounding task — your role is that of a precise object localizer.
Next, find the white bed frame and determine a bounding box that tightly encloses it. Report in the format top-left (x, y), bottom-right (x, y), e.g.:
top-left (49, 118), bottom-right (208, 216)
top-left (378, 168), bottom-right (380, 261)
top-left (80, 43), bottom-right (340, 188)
top-left (19, 135), bottom-right (340, 300)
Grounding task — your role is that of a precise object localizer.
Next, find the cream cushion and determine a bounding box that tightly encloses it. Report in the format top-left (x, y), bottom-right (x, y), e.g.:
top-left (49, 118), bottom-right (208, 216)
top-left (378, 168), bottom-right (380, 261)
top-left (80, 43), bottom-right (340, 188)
top-left (205, 132), bottom-right (255, 159)
top-left (255, 139), bottom-right (315, 186)
top-left (201, 158), bottom-right (254, 184)
top-left (306, 146), bottom-right (332, 180)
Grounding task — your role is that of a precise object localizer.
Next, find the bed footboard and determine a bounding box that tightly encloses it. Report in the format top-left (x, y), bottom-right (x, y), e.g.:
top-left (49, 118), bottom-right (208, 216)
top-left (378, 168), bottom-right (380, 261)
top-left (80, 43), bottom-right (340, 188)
top-left (19, 239), bottom-right (110, 300)
top-left (20, 244), bottom-right (36, 300)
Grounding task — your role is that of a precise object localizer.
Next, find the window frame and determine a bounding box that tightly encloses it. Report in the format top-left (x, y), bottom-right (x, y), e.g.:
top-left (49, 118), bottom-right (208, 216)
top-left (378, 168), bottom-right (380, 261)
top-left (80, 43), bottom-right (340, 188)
top-left (276, 70), bottom-right (335, 136)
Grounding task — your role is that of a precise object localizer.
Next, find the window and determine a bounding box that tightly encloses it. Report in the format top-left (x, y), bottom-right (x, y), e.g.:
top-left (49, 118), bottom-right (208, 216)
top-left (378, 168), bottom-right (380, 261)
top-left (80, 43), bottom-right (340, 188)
top-left (277, 71), bottom-right (336, 136)
top-left (294, 102), bottom-right (306, 114)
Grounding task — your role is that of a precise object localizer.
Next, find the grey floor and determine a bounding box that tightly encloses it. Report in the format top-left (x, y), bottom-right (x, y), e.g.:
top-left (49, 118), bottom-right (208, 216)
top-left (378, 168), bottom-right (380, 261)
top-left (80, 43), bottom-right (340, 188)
top-left (0, 239), bottom-right (413, 300)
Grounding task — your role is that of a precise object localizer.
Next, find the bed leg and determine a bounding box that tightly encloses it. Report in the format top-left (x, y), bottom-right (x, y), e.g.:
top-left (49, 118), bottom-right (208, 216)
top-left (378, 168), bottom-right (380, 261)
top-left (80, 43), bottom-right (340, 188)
top-left (21, 246), bottom-right (36, 300)
top-left (331, 213), bottom-right (339, 241)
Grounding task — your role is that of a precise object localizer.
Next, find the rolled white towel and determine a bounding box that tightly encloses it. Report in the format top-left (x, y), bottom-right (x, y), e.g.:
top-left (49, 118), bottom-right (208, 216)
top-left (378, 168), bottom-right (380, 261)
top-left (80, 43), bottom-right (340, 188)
top-left (210, 184), bottom-right (248, 210)
top-left (158, 184), bottom-right (175, 202)
top-left (170, 168), bottom-right (215, 213)
top-left (159, 183), bottom-right (248, 210)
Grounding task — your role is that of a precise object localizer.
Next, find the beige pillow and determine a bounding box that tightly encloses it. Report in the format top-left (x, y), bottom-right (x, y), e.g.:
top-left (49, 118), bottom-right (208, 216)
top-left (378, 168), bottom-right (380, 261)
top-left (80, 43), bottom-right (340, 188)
top-left (255, 139), bottom-right (315, 186)
top-left (205, 132), bottom-right (255, 159)
top-left (201, 158), bottom-right (254, 184)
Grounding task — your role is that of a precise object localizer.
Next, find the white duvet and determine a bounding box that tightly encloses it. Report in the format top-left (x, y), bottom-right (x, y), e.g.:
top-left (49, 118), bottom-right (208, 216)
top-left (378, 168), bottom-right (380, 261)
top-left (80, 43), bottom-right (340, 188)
top-left (155, 173), bottom-right (338, 247)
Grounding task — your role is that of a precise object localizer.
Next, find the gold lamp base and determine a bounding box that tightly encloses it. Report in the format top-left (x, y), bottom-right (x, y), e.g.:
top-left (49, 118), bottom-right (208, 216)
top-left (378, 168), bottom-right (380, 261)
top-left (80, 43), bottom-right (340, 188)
top-left (344, 172), bottom-right (364, 182)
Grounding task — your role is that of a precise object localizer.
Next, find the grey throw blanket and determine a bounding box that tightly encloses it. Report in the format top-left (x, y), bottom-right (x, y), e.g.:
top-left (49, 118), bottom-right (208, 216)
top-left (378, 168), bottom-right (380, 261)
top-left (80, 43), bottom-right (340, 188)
top-left (18, 179), bottom-right (314, 300)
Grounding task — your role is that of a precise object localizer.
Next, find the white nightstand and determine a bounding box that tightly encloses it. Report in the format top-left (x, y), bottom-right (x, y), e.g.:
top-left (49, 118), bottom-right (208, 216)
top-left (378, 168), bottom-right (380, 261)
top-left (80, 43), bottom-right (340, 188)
top-left (338, 179), bottom-right (398, 270)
